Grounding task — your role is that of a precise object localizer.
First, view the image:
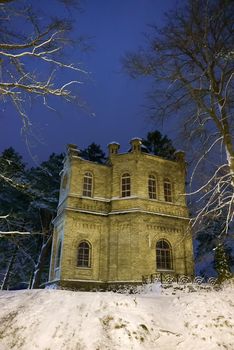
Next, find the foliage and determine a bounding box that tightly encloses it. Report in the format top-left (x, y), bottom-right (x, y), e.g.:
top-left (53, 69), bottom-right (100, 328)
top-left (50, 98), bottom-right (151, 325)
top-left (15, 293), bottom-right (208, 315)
top-left (196, 213), bottom-right (233, 277)
top-left (0, 143), bottom-right (104, 289)
top-left (0, 148), bottom-right (33, 289)
top-left (142, 130), bottom-right (176, 160)
top-left (28, 153), bottom-right (64, 212)
top-left (214, 243), bottom-right (233, 283)
top-left (0, 148), bottom-right (63, 289)
top-left (28, 153), bottom-right (64, 288)
top-left (0, 148), bottom-right (30, 229)
top-left (80, 142), bottom-right (106, 164)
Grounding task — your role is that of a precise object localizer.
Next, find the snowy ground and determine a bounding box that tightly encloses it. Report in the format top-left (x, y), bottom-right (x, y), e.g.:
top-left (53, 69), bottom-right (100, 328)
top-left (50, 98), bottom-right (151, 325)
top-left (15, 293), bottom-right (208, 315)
top-left (0, 282), bottom-right (233, 350)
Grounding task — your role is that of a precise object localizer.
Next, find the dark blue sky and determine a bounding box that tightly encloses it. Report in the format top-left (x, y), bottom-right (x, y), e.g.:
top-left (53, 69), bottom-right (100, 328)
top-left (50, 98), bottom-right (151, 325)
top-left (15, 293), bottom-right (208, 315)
top-left (1, 0), bottom-right (178, 165)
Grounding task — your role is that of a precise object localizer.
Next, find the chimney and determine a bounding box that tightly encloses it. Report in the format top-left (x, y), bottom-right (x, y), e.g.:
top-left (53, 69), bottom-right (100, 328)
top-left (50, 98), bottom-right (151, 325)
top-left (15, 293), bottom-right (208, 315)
top-left (66, 144), bottom-right (81, 157)
top-left (108, 142), bottom-right (120, 157)
top-left (130, 137), bottom-right (142, 153)
top-left (174, 150), bottom-right (185, 163)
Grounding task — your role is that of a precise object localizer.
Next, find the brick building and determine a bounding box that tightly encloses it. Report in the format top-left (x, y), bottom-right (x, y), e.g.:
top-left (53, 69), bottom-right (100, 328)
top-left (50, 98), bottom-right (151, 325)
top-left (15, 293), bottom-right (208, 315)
top-left (48, 138), bottom-right (194, 290)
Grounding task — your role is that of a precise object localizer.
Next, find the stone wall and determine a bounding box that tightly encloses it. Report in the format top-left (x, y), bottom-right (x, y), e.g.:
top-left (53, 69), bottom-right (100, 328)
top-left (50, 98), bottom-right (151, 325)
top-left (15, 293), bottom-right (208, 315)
top-left (48, 141), bottom-right (194, 289)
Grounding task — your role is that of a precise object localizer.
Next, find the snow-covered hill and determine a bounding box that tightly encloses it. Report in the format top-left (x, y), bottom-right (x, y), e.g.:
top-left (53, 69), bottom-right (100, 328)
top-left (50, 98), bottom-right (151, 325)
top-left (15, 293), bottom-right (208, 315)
top-left (0, 283), bottom-right (233, 350)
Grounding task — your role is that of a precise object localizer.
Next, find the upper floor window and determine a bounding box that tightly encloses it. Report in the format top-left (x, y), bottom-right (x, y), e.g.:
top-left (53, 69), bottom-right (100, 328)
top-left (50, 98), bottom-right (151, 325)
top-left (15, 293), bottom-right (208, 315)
top-left (55, 240), bottom-right (62, 269)
top-left (121, 173), bottom-right (131, 197)
top-left (156, 239), bottom-right (173, 270)
top-left (61, 173), bottom-right (68, 190)
top-left (164, 178), bottom-right (172, 202)
top-left (148, 175), bottom-right (157, 199)
top-left (77, 241), bottom-right (91, 268)
top-left (83, 172), bottom-right (93, 197)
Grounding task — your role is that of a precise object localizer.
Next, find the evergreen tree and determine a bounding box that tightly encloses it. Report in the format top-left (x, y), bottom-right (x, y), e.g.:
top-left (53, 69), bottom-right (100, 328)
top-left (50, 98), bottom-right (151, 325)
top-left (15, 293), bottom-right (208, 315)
top-left (28, 153), bottom-right (64, 288)
top-left (0, 148), bottom-right (32, 289)
top-left (28, 153), bottom-right (64, 213)
top-left (142, 131), bottom-right (176, 160)
top-left (0, 149), bottom-right (64, 289)
top-left (196, 214), bottom-right (233, 278)
top-left (80, 143), bottom-right (106, 164)
top-left (214, 243), bottom-right (232, 283)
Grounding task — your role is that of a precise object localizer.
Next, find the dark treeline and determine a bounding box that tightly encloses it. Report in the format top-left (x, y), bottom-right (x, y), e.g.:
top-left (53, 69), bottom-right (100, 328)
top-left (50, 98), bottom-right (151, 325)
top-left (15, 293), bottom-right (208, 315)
top-left (0, 132), bottom-right (176, 289)
top-left (1, 132), bottom-right (231, 289)
top-left (0, 142), bottom-right (108, 290)
top-left (0, 148), bottom-right (64, 289)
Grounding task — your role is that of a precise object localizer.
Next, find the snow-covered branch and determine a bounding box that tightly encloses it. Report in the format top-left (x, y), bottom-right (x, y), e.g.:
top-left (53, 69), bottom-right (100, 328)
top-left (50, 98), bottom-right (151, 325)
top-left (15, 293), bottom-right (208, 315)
top-left (0, 214), bottom-right (10, 220)
top-left (0, 173), bottom-right (27, 190)
top-left (0, 2), bottom-right (89, 130)
top-left (190, 164), bottom-right (234, 234)
top-left (0, 231), bottom-right (31, 236)
top-left (0, 231), bottom-right (45, 237)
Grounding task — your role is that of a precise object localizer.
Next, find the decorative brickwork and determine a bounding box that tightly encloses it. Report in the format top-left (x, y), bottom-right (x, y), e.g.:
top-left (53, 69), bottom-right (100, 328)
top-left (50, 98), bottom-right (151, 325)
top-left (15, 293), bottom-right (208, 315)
top-left (48, 140), bottom-right (194, 290)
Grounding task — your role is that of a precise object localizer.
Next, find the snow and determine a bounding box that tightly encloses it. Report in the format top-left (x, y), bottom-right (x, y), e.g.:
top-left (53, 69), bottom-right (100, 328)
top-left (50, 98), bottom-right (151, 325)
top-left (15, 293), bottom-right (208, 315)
top-left (0, 282), bottom-right (233, 350)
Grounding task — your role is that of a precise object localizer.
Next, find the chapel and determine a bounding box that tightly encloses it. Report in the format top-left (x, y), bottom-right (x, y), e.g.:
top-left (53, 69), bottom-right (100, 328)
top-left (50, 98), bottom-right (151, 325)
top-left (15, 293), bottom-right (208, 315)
top-left (48, 138), bottom-right (194, 290)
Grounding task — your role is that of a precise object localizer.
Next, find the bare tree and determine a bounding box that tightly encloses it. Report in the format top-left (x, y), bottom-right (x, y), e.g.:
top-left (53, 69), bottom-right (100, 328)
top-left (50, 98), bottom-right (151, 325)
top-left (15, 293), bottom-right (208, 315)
top-left (123, 0), bottom-right (234, 233)
top-left (0, 0), bottom-right (87, 224)
top-left (0, 1), bottom-right (87, 286)
top-left (0, 0), bottom-right (87, 133)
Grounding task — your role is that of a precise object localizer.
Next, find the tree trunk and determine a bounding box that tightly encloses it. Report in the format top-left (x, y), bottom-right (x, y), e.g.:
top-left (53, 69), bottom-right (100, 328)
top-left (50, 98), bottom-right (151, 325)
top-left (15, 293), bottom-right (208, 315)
top-left (225, 145), bottom-right (234, 188)
top-left (1, 245), bottom-right (18, 290)
top-left (31, 234), bottom-right (52, 289)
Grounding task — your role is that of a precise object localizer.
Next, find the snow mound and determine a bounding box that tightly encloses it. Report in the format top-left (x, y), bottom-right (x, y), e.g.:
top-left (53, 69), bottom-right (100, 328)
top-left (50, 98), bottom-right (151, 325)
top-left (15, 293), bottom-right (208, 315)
top-left (0, 283), bottom-right (233, 350)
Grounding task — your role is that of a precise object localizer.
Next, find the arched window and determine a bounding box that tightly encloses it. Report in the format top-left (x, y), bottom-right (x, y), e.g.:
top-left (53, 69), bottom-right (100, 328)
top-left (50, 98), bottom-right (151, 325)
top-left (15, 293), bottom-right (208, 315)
top-left (148, 175), bottom-right (157, 199)
top-left (83, 172), bottom-right (93, 197)
top-left (77, 241), bottom-right (91, 268)
top-left (55, 240), bottom-right (62, 269)
top-left (164, 178), bottom-right (172, 202)
top-left (121, 173), bottom-right (131, 197)
top-left (156, 240), bottom-right (173, 270)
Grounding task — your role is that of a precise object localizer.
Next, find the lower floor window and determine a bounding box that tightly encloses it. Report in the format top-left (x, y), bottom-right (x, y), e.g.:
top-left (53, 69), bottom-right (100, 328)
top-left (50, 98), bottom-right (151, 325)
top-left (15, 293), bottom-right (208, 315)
top-left (55, 240), bottom-right (62, 269)
top-left (156, 240), bottom-right (173, 270)
top-left (77, 241), bottom-right (91, 267)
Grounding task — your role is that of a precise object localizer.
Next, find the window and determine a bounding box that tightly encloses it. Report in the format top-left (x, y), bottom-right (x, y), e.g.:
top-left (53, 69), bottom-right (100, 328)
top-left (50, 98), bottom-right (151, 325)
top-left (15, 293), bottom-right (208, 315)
top-left (164, 178), bottom-right (172, 202)
top-left (148, 175), bottom-right (156, 199)
top-left (55, 240), bottom-right (62, 269)
top-left (156, 240), bottom-right (173, 270)
top-left (77, 241), bottom-right (91, 268)
top-left (61, 174), bottom-right (68, 190)
top-left (83, 172), bottom-right (93, 197)
top-left (121, 173), bottom-right (131, 197)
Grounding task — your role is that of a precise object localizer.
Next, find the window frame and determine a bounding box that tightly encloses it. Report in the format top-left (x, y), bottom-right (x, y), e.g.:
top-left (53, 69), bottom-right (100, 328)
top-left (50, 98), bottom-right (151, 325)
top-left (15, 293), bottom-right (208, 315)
top-left (164, 178), bottom-right (173, 202)
top-left (55, 239), bottom-right (62, 270)
top-left (77, 240), bottom-right (92, 268)
top-left (83, 171), bottom-right (93, 197)
top-left (121, 172), bottom-right (131, 197)
top-left (61, 173), bottom-right (68, 191)
top-left (148, 174), bottom-right (157, 199)
top-left (156, 239), bottom-right (173, 271)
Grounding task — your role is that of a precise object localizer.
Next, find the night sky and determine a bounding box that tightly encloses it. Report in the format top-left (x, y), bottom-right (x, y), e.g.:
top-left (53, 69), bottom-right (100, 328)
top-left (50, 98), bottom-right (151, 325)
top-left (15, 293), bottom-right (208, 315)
top-left (1, 0), bottom-right (178, 166)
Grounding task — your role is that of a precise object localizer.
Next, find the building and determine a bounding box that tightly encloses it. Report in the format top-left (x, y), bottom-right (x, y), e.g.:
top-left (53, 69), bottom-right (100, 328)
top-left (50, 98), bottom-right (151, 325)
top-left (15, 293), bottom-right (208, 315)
top-left (48, 138), bottom-right (194, 290)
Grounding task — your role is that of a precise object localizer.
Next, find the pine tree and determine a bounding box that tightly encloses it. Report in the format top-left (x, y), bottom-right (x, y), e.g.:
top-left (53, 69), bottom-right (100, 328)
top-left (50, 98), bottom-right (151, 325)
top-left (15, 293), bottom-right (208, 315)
top-left (142, 131), bottom-right (176, 160)
top-left (214, 243), bottom-right (232, 283)
top-left (0, 148), bottom-right (32, 289)
top-left (196, 214), bottom-right (233, 278)
top-left (28, 153), bottom-right (64, 288)
top-left (0, 149), bottom-right (64, 289)
top-left (80, 143), bottom-right (106, 164)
